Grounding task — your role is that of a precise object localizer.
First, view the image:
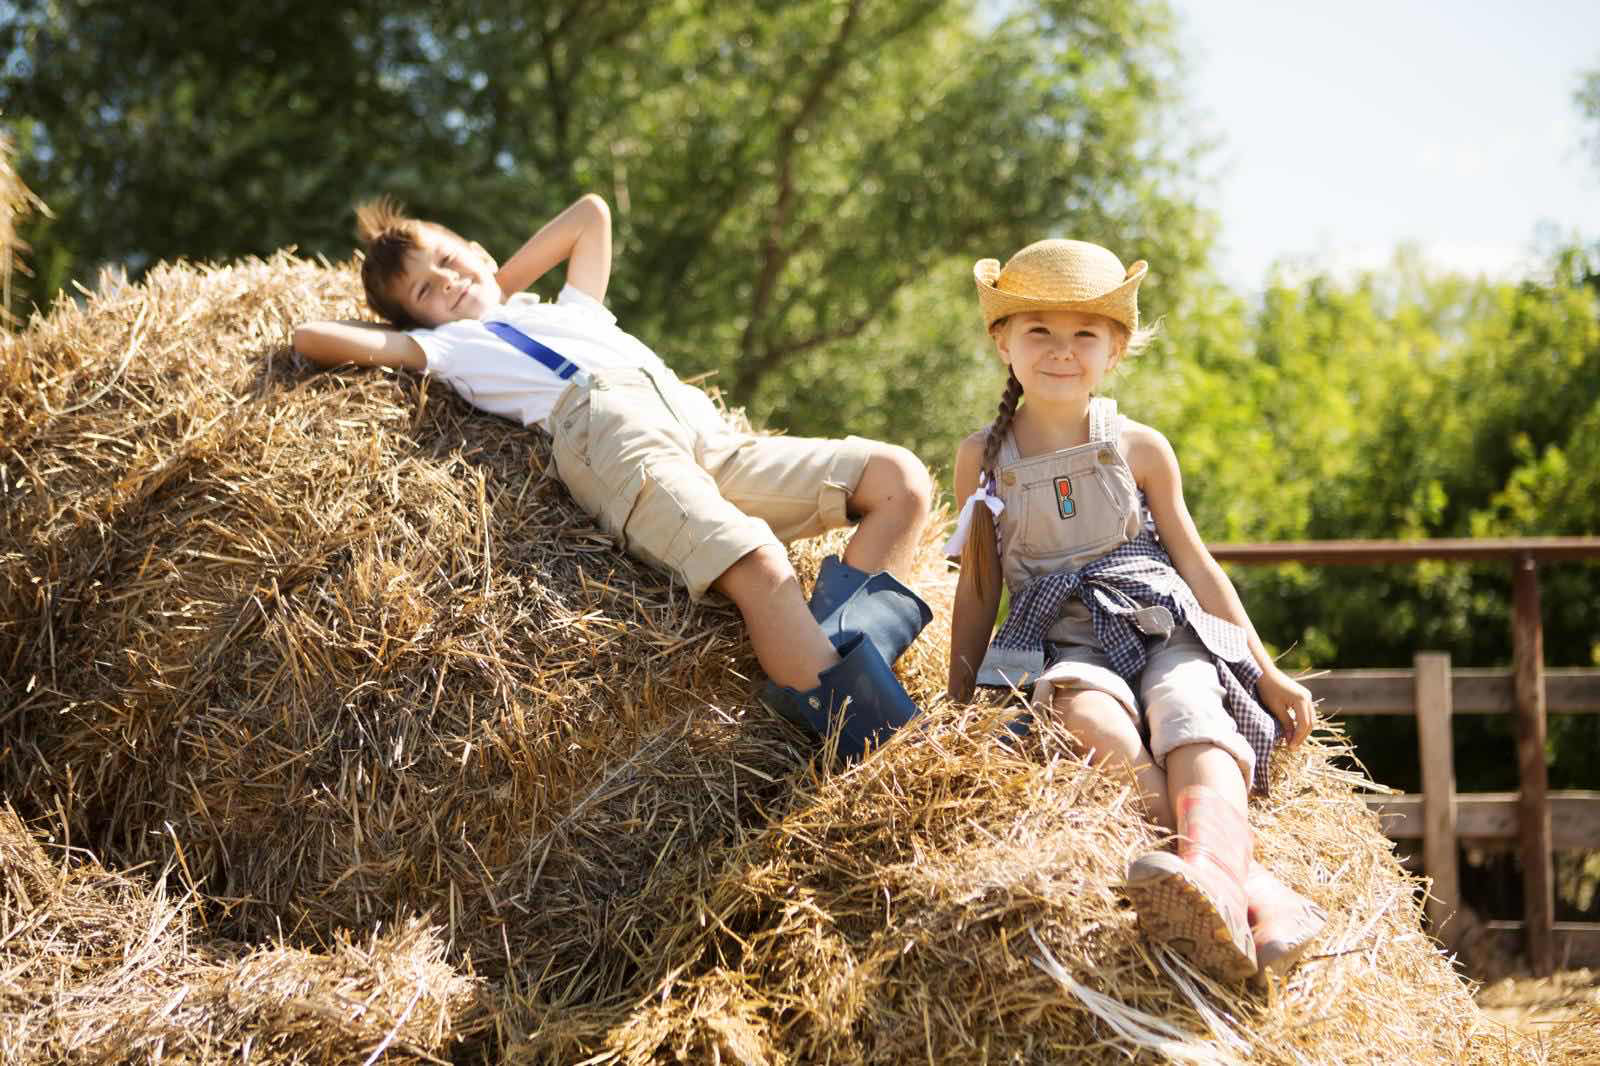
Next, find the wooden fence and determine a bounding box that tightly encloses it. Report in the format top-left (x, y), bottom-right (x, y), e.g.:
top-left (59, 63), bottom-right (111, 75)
top-left (1211, 537), bottom-right (1600, 976)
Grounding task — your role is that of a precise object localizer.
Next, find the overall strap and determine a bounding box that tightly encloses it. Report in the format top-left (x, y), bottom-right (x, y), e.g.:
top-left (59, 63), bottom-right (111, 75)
top-left (1088, 397), bottom-right (1121, 444)
top-left (484, 321), bottom-right (589, 383)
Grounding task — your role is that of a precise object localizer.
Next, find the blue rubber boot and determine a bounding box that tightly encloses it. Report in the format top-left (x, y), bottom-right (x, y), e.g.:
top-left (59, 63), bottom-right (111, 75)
top-left (759, 633), bottom-right (921, 760)
top-left (808, 555), bottom-right (873, 621)
top-left (809, 555), bottom-right (933, 666)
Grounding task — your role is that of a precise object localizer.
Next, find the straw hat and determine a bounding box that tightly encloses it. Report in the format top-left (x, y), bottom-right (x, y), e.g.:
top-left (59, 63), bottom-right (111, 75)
top-left (974, 239), bottom-right (1147, 331)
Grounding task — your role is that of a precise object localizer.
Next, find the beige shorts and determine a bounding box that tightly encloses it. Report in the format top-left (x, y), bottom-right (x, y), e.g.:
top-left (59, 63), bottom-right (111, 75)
top-left (1034, 625), bottom-right (1256, 783)
top-left (548, 365), bottom-right (874, 600)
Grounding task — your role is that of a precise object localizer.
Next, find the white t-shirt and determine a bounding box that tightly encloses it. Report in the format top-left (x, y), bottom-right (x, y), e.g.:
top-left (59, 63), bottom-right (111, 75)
top-left (407, 285), bottom-right (670, 428)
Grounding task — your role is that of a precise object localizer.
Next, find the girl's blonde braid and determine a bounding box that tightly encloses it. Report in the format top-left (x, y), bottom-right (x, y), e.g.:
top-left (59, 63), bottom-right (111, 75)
top-left (961, 368), bottom-right (1023, 604)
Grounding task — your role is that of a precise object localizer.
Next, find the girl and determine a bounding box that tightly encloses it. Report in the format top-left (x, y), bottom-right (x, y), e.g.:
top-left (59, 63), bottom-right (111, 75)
top-left (944, 239), bottom-right (1325, 981)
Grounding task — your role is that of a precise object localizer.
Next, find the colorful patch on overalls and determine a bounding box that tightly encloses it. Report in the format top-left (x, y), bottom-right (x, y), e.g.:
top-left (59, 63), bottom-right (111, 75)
top-left (1054, 476), bottom-right (1076, 519)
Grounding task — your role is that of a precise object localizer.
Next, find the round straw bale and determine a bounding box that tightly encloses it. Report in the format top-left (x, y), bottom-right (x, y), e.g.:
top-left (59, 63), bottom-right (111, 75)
top-left (0, 804), bottom-right (479, 1062)
top-left (0, 255), bottom-right (856, 1043)
top-left (542, 720), bottom-right (1551, 1065)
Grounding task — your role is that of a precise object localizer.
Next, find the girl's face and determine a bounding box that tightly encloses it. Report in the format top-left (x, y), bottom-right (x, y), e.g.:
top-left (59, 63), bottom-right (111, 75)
top-left (994, 310), bottom-right (1122, 402)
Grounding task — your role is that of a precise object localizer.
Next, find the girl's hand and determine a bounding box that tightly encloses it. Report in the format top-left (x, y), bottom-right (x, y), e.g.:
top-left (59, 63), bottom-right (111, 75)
top-left (1258, 666), bottom-right (1315, 747)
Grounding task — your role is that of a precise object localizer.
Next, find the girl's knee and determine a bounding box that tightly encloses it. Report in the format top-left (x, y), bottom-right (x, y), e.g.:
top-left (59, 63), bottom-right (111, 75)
top-left (1050, 688), bottom-right (1141, 756)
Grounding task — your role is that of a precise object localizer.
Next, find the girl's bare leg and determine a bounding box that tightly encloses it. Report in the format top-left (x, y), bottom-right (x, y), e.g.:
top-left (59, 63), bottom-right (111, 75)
top-left (1051, 688), bottom-right (1173, 831)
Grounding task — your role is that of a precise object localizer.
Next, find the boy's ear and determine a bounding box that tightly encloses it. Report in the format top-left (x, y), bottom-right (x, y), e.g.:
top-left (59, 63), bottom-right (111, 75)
top-left (470, 240), bottom-right (498, 271)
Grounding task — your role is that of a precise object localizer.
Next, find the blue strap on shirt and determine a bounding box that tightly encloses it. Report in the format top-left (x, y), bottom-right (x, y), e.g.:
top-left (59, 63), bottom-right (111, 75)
top-left (484, 320), bottom-right (590, 385)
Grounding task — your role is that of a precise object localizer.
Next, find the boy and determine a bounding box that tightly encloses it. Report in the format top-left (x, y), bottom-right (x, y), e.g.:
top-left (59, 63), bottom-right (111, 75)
top-left (294, 194), bottom-right (934, 757)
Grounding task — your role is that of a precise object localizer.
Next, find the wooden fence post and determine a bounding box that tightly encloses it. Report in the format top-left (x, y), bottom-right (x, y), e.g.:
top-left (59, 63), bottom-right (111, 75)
top-left (1512, 554), bottom-right (1555, 976)
top-left (1415, 652), bottom-right (1460, 944)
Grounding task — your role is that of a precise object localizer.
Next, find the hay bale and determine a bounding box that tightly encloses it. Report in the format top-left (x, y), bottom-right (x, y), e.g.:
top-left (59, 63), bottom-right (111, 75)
top-left (0, 129), bottom-right (48, 328)
top-left (1559, 1003), bottom-right (1600, 1065)
top-left (0, 253), bottom-right (840, 1029)
top-left (0, 805), bottom-right (478, 1062)
top-left (1, 254), bottom-right (1584, 1062)
top-left (521, 717), bottom-right (1553, 1065)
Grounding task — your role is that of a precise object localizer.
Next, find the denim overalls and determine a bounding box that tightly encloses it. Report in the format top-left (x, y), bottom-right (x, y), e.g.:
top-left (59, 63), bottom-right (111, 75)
top-left (977, 398), bottom-right (1259, 785)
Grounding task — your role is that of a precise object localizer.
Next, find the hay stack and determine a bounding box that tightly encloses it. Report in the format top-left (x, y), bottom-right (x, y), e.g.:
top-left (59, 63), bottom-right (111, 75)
top-left (556, 721), bottom-right (1549, 1065)
top-left (0, 805), bottom-right (477, 1062)
top-left (2, 254), bottom-right (1591, 1063)
top-left (0, 254), bottom-right (844, 1054)
top-left (0, 128), bottom-right (48, 328)
top-left (1566, 1005), bottom-right (1600, 1066)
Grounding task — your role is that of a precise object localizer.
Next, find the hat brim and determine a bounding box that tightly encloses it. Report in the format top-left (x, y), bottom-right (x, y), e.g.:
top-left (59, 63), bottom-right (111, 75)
top-left (974, 258), bottom-right (1147, 331)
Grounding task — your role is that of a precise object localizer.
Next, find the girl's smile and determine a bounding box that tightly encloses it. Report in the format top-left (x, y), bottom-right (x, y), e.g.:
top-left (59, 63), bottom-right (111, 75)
top-left (996, 309), bottom-right (1121, 401)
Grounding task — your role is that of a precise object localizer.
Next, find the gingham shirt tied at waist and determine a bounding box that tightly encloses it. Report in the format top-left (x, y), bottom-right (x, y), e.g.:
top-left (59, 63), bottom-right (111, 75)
top-left (992, 533), bottom-right (1282, 793)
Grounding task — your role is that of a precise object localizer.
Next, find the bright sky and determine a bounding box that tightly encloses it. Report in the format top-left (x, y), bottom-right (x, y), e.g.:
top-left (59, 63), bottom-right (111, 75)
top-left (1169, 1), bottom-right (1600, 289)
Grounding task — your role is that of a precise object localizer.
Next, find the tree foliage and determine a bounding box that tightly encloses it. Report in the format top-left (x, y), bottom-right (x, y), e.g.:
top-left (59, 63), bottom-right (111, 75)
top-left (1112, 247), bottom-right (1600, 791)
top-left (1, 0), bottom-right (1211, 453)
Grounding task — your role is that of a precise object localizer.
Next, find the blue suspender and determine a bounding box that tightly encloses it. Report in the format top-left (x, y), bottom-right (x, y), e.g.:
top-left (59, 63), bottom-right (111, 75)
top-left (484, 320), bottom-right (587, 383)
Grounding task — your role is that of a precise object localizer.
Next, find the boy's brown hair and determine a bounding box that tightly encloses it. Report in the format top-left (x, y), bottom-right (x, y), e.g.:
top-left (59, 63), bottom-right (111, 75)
top-left (354, 197), bottom-right (466, 329)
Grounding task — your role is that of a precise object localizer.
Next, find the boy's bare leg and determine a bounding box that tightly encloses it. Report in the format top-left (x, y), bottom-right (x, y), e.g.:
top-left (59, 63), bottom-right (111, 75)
top-left (714, 545), bottom-right (840, 691)
top-left (843, 445), bottom-right (934, 580)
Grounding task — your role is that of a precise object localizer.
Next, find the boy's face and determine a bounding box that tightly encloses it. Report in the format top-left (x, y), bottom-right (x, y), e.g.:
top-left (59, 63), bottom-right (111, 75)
top-left (392, 226), bottom-right (503, 326)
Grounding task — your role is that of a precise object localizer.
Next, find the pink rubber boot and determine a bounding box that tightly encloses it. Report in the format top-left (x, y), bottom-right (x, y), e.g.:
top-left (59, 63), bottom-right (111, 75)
top-left (1244, 861), bottom-right (1326, 977)
top-left (1122, 785), bottom-right (1257, 982)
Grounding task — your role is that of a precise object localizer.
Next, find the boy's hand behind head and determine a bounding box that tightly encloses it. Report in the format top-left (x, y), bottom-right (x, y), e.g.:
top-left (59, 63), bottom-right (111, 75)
top-left (357, 198), bottom-right (504, 328)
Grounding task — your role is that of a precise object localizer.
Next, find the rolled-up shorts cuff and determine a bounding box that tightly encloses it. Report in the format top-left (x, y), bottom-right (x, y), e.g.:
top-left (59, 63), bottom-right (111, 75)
top-left (1141, 634), bottom-right (1257, 784)
top-left (1147, 711), bottom-right (1256, 785)
top-left (815, 435), bottom-right (875, 531)
top-left (676, 516), bottom-right (785, 602)
top-left (1030, 659), bottom-right (1141, 721)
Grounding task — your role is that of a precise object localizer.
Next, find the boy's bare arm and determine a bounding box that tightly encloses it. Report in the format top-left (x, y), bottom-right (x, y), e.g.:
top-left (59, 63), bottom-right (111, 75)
top-left (494, 194), bottom-right (613, 304)
top-left (293, 320), bottom-right (427, 372)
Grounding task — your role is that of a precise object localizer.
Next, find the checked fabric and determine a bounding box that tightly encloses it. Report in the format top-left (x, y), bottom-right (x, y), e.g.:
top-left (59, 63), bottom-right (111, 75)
top-left (991, 531), bottom-right (1282, 793)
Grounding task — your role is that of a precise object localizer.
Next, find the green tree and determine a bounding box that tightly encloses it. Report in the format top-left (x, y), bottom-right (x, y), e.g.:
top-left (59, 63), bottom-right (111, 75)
top-left (1135, 246), bottom-right (1600, 793)
top-left (0, 1), bottom-right (470, 302)
top-left (2, 0), bottom-right (1211, 458)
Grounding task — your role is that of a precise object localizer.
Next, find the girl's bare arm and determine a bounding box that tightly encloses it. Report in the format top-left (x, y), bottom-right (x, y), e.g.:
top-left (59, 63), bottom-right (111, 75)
top-left (947, 431), bottom-right (1004, 701)
top-left (1126, 421), bottom-right (1313, 744)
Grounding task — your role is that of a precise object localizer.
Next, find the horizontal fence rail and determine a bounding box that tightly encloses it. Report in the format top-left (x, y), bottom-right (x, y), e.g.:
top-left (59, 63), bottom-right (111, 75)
top-left (1211, 537), bottom-right (1600, 565)
top-left (1308, 669), bottom-right (1600, 716)
top-left (1213, 537), bottom-right (1600, 975)
top-left (1366, 792), bottom-right (1600, 849)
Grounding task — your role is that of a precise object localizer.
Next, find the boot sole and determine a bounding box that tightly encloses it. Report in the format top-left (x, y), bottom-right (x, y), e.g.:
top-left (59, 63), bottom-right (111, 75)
top-left (1122, 868), bottom-right (1257, 983)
